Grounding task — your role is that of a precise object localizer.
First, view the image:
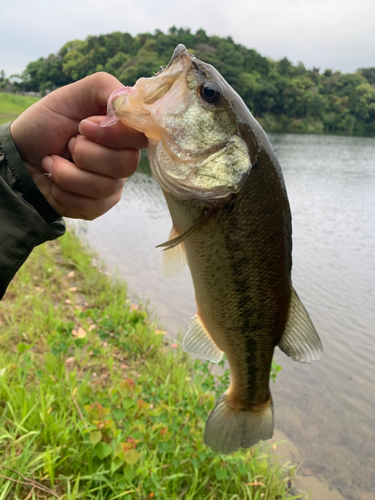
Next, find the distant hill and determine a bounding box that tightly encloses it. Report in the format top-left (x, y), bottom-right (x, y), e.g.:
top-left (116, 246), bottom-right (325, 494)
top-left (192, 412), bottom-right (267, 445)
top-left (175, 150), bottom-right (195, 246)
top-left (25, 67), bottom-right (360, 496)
top-left (2, 27), bottom-right (375, 136)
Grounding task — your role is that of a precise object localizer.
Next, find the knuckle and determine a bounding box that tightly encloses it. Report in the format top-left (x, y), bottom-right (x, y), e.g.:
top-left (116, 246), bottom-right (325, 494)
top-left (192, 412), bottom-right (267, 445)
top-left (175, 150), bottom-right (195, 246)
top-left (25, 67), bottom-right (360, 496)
top-left (50, 184), bottom-right (65, 206)
top-left (98, 177), bottom-right (118, 198)
top-left (84, 212), bottom-right (98, 221)
top-left (70, 136), bottom-right (85, 165)
top-left (112, 189), bottom-right (123, 205)
top-left (122, 149), bottom-right (141, 176)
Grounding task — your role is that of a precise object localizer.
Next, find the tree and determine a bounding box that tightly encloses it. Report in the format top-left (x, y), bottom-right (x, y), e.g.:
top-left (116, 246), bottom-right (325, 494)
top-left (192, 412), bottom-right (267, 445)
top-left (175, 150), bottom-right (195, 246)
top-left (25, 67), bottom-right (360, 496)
top-left (59, 39), bottom-right (87, 59)
top-left (195, 28), bottom-right (209, 44)
top-left (243, 49), bottom-right (270, 76)
top-left (239, 72), bottom-right (278, 116)
top-left (62, 50), bottom-right (84, 81)
top-left (276, 57), bottom-right (293, 76)
top-left (104, 52), bottom-right (130, 77)
top-left (359, 67), bottom-right (375, 85)
top-left (348, 82), bottom-right (375, 122)
top-left (214, 40), bottom-right (244, 84)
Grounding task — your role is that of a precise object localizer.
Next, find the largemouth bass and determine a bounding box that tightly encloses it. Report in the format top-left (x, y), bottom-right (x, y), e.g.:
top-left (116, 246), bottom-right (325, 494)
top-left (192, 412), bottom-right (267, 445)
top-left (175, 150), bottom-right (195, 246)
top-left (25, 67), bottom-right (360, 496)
top-left (102, 45), bottom-right (323, 454)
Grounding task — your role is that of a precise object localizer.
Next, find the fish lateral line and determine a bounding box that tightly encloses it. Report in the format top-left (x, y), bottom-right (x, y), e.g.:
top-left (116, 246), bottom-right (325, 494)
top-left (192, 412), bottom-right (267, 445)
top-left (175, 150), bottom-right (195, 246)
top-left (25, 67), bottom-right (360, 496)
top-left (156, 207), bottom-right (212, 251)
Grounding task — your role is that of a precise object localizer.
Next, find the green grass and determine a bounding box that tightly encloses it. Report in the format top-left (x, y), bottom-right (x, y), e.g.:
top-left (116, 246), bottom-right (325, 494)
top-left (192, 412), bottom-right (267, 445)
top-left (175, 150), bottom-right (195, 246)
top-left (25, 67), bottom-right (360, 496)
top-left (0, 230), bottom-right (303, 499)
top-left (0, 92), bottom-right (40, 124)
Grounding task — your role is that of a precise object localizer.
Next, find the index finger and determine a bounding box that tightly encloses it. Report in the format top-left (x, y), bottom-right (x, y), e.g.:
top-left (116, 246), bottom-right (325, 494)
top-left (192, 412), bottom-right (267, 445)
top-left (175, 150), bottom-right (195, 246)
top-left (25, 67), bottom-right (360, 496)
top-left (78, 116), bottom-right (148, 150)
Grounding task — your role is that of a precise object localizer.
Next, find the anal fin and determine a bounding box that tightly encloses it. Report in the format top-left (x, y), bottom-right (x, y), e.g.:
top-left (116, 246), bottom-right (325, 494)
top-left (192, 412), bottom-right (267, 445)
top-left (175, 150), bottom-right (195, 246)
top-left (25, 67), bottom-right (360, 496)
top-left (183, 314), bottom-right (223, 364)
top-left (162, 226), bottom-right (187, 279)
top-left (278, 287), bottom-right (323, 363)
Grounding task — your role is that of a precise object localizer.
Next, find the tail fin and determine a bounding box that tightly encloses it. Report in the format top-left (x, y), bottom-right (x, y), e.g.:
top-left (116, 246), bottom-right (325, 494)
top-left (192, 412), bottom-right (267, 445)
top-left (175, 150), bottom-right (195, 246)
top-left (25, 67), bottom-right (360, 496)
top-left (204, 394), bottom-right (273, 454)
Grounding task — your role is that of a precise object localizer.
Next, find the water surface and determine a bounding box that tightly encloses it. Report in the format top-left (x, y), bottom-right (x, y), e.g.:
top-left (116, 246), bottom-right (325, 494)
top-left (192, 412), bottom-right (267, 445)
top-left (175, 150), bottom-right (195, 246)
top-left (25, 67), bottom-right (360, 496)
top-left (75, 133), bottom-right (375, 500)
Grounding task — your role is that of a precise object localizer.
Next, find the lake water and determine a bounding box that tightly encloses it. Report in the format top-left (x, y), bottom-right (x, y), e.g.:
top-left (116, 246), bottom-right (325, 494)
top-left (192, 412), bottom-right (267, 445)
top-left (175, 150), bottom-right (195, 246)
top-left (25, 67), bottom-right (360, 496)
top-left (74, 133), bottom-right (375, 500)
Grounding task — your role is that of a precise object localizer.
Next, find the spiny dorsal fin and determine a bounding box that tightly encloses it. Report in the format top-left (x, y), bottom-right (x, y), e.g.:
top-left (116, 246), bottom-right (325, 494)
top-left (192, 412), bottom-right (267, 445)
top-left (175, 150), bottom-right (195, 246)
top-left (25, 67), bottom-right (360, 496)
top-left (278, 287), bottom-right (323, 363)
top-left (162, 226), bottom-right (186, 279)
top-left (183, 314), bottom-right (223, 364)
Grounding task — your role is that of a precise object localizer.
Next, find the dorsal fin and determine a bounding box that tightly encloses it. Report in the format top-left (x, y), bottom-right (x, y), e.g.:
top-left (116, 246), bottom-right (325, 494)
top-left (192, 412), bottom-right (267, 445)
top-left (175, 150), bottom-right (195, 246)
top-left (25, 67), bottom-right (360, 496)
top-left (183, 314), bottom-right (223, 363)
top-left (278, 287), bottom-right (323, 363)
top-left (162, 226), bottom-right (186, 279)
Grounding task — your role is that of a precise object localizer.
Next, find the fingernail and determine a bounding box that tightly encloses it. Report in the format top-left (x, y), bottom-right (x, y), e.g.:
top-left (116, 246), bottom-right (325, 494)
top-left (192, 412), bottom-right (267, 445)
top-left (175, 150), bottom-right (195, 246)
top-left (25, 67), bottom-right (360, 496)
top-left (42, 156), bottom-right (53, 177)
top-left (78, 119), bottom-right (99, 137)
top-left (68, 136), bottom-right (76, 152)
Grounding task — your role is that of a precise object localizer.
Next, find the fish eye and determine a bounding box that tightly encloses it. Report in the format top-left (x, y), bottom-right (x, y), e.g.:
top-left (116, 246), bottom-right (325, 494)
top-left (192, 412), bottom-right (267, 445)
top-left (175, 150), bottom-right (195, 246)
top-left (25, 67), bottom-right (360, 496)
top-left (199, 82), bottom-right (222, 104)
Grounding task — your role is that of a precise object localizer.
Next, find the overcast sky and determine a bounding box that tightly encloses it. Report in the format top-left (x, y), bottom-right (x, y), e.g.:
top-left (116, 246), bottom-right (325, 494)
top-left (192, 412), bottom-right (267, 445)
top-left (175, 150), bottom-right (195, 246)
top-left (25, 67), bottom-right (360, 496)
top-left (2, 0), bottom-right (374, 78)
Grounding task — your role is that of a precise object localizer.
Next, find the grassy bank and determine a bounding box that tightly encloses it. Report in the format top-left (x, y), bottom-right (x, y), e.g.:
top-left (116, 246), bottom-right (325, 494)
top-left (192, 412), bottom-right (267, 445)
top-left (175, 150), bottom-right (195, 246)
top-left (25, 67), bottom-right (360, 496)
top-left (0, 231), bottom-right (303, 499)
top-left (0, 92), bottom-right (40, 125)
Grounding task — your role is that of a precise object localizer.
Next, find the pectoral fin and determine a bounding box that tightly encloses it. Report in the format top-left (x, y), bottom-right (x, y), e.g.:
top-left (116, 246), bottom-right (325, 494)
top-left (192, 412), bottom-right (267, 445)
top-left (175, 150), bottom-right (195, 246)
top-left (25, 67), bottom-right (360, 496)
top-left (162, 226), bottom-right (186, 279)
top-left (183, 314), bottom-right (223, 363)
top-left (278, 287), bottom-right (323, 363)
top-left (158, 209), bottom-right (211, 278)
top-left (156, 208), bottom-right (210, 251)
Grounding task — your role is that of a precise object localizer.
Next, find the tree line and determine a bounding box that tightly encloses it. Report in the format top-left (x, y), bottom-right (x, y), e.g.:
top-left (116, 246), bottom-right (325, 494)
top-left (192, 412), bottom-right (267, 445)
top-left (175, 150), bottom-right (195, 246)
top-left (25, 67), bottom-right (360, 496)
top-left (2, 27), bottom-right (375, 136)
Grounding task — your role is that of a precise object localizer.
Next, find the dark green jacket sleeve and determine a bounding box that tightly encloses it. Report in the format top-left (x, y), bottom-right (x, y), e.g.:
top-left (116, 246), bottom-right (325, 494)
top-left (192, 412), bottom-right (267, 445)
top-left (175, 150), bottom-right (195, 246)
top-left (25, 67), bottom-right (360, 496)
top-left (0, 122), bottom-right (65, 299)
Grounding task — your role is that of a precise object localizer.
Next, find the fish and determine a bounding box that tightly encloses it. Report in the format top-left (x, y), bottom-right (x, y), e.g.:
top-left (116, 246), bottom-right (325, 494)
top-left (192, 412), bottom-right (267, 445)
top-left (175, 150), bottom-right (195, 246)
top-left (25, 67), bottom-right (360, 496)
top-left (101, 44), bottom-right (323, 454)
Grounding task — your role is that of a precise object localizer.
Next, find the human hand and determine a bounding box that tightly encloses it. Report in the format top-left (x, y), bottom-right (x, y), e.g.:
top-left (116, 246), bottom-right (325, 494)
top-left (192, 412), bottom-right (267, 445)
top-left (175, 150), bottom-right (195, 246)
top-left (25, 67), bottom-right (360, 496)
top-left (10, 73), bottom-right (148, 220)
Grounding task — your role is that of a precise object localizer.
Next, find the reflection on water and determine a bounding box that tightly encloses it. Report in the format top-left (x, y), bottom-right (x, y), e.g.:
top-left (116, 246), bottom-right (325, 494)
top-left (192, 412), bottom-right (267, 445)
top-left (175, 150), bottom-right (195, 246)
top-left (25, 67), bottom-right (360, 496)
top-left (76, 134), bottom-right (375, 500)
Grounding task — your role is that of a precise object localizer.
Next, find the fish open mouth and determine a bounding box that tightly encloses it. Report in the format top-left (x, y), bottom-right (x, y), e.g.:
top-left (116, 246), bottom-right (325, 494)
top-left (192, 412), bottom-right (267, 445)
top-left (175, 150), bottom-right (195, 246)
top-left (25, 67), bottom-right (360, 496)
top-left (102, 45), bottom-right (195, 139)
top-left (165, 44), bottom-right (195, 72)
top-left (136, 44), bottom-right (195, 108)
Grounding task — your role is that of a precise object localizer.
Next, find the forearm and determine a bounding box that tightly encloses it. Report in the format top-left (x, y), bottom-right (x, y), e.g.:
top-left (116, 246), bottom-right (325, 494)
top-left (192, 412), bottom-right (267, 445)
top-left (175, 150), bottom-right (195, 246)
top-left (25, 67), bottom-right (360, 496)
top-left (0, 122), bottom-right (65, 299)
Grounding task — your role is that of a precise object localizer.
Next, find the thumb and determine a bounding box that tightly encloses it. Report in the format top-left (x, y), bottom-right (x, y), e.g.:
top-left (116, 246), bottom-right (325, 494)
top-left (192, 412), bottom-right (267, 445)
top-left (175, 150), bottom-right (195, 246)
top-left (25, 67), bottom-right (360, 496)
top-left (43, 72), bottom-right (124, 120)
